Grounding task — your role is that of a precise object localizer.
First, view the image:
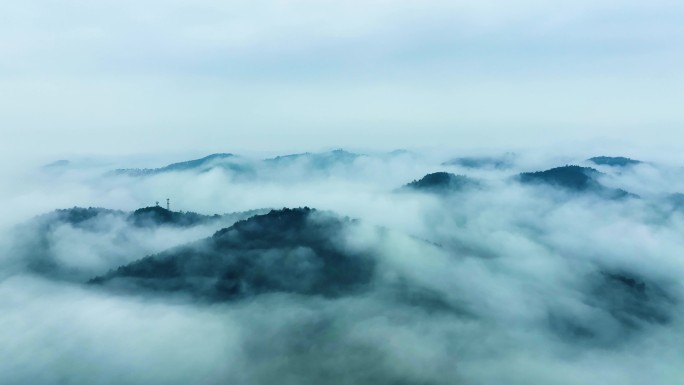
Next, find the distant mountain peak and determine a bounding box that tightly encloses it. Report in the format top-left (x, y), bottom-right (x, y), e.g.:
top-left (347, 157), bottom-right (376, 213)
top-left (111, 153), bottom-right (246, 177)
top-left (442, 153), bottom-right (516, 169)
top-left (518, 165), bottom-right (637, 199)
top-left (519, 165), bottom-right (600, 191)
top-left (42, 159), bottom-right (70, 169)
top-left (403, 172), bottom-right (478, 193)
top-left (152, 153), bottom-right (235, 171)
top-left (588, 156), bottom-right (642, 167)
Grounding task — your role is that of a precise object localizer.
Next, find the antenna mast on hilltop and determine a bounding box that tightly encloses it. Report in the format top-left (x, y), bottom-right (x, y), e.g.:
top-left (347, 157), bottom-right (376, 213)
top-left (166, 198), bottom-right (170, 211)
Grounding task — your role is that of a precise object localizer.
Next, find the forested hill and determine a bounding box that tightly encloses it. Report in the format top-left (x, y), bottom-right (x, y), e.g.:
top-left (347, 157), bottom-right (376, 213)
top-left (89, 208), bottom-right (375, 301)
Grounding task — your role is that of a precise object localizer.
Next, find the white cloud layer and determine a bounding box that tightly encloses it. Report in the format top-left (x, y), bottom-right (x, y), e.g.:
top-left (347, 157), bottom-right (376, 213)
top-left (1, 150), bottom-right (684, 384)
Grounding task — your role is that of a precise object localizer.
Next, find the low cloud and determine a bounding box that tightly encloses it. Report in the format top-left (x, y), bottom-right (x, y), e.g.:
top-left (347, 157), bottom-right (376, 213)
top-left (1, 149), bottom-right (684, 384)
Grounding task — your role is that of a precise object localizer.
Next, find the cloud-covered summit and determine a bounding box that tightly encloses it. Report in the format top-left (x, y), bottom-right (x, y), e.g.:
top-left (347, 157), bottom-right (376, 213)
top-left (90, 208), bottom-right (376, 301)
top-left (2, 149), bottom-right (684, 385)
top-left (402, 172), bottom-right (479, 194)
top-left (4, 205), bottom-right (268, 282)
top-left (518, 165), bottom-right (636, 199)
top-left (588, 156), bottom-right (642, 168)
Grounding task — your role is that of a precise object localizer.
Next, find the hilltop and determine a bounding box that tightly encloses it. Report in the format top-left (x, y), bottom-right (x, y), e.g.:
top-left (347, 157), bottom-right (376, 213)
top-left (89, 208), bottom-right (375, 301)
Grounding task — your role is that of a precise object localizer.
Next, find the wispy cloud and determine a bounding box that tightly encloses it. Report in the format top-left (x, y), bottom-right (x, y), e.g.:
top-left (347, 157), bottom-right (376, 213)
top-left (2, 149), bottom-right (684, 384)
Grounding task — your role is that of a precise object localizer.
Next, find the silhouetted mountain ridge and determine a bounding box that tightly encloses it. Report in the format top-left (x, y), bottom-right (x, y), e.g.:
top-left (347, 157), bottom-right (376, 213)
top-left (588, 156), bottom-right (642, 167)
top-left (519, 165), bottom-right (600, 190)
top-left (112, 153), bottom-right (251, 176)
top-left (442, 153), bottom-right (515, 169)
top-left (89, 208), bottom-right (375, 301)
top-left (111, 150), bottom-right (364, 177)
top-left (129, 206), bottom-right (221, 228)
top-left (403, 172), bottom-right (478, 193)
top-left (9, 206), bottom-right (270, 280)
top-left (518, 165), bottom-right (636, 199)
top-left (29, 207), bottom-right (126, 232)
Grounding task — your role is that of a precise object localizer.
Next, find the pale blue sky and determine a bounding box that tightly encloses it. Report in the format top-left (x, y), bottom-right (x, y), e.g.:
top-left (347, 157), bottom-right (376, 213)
top-left (1, 0), bottom-right (683, 160)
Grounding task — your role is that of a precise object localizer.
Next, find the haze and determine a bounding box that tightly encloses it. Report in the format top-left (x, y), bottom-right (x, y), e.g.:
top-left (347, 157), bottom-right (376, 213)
top-left (2, 0), bottom-right (684, 161)
top-left (1, 2), bottom-right (684, 385)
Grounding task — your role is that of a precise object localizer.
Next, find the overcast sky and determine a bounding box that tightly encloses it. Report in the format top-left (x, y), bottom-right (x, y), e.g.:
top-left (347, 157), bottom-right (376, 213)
top-left (2, 0), bottom-right (684, 162)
